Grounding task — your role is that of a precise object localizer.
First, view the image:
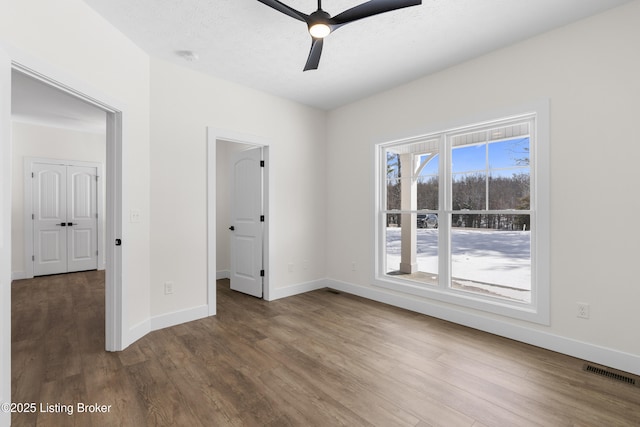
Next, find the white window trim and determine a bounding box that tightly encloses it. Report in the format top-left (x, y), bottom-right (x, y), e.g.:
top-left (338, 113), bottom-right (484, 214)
top-left (373, 100), bottom-right (550, 325)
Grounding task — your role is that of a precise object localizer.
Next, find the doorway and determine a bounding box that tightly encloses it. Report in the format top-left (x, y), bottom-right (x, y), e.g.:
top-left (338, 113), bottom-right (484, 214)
top-left (7, 62), bottom-right (124, 352)
top-left (206, 128), bottom-right (271, 315)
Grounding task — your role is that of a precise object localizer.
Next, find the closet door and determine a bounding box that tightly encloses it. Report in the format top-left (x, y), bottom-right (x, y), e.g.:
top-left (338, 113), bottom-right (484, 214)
top-left (66, 165), bottom-right (98, 272)
top-left (32, 162), bottom-right (98, 276)
top-left (33, 163), bottom-right (68, 276)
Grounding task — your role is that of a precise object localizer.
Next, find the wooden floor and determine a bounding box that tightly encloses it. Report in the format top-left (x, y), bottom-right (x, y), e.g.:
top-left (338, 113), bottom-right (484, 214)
top-left (11, 271), bottom-right (640, 426)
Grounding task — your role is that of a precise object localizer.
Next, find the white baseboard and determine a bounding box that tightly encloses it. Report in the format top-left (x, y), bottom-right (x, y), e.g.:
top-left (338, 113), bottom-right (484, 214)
top-left (324, 278), bottom-right (640, 376)
top-left (13, 268), bottom-right (103, 281)
top-left (123, 279), bottom-right (321, 347)
top-left (216, 270), bottom-right (230, 280)
top-left (150, 304), bottom-right (209, 332)
top-left (126, 318), bottom-right (151, 349)
top-left (11, 271), bottom-right (27, 281)
top-left (124, 305), bottom-right (210, 349)
top-left (267, 279), bottom-right (326, 301)
top-left (119, 277), bottom-right (640, 377)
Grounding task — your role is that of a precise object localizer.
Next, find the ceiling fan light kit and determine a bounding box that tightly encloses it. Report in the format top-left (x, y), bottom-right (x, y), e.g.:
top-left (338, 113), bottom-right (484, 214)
top-left (257, 0), bottom-right (422, 71)
top-left (308, 9), bottom-right (332, 38)
top-left (309, 22), bottom-right (331, 38)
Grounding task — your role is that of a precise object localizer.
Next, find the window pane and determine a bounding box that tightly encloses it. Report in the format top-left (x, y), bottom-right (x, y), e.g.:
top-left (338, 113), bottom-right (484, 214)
top-left (450, 214), bottom-right (531, 303)
top-left (488, 138), bottom-right (529, 169)
top-left (384, 214), bottom-right (438, 285)
top-left (419, 153), bottom-right (439, 175)
top-left (386, 151), bottom-right (401, 210)
top-left (488, 170), bottom-right (530, 210)
top-left (452, 172), bottom-right (486, 211)
top-left (417, 175), bottom-right (439, 210)
top-left (417, 152), bottom-right (439, 210)
top-left (452, 143), bottom-right (486, 173)
top-left (384, 215), bottom-right (402, 273)
top-left (417, 151), bottom-right (438, 210)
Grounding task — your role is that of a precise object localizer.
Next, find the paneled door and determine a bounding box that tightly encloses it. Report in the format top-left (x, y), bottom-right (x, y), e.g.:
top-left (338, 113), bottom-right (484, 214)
top-left (229, 147), bottom-right (264, 298)
top-left (33, 162), bottom-right (98, 276)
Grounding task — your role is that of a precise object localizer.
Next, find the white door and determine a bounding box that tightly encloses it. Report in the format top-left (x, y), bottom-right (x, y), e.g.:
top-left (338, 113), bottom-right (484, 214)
top-left (33, 163), bottom-right (68, 276)
top-left (33, 162), bottom-right (98, 276)
top-left (67, 165), bottom-right (98, 272)
top-left (230, 147), bottom-right (264, 297)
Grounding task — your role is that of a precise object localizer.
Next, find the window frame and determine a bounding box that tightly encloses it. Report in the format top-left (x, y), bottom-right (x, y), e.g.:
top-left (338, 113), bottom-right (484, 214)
top-left (373, 102), bottom-right (550, 324)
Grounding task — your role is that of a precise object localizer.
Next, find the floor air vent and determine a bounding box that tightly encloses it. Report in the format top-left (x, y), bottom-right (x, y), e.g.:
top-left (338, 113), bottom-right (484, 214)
top-left (583, 364), bottom-right (639, 387)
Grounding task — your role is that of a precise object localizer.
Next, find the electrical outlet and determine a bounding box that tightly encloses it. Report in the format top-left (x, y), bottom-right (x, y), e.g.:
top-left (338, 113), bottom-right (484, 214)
top-left (351, 262), bottom-right (357, 271)
top-left (130, 209), bottom-right (141, 223)
top-left (164, 281), bottom-right (174, 295)
top-left (577, 302), bottom-right (590, 319)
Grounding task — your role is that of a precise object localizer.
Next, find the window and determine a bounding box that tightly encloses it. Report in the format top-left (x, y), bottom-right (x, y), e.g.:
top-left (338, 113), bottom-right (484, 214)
top-left (375, 104), bottom-right (549, 324)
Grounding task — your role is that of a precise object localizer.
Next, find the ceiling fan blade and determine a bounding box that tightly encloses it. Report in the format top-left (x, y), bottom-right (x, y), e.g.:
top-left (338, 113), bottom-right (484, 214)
top-left (303, 38), bottom-right (324, 71)
top-left (256, 0), bottom-right (308, 22)
top-left (332, 0), bottom-right (421, 27)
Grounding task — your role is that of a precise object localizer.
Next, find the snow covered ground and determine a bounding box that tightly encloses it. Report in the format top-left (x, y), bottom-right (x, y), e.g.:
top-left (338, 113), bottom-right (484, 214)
top-left (385, 227), bottom-right (531, 302)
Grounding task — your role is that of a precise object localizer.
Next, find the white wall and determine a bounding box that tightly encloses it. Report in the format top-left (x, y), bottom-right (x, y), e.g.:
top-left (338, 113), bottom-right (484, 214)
top-left (0, 0), bottom-right (151, 339)
top-left (326, 0), bottom-right (640, 371)
top-left (150, 57), bottom-right (327, 318)
top-left (11, 122), bottom-right (106, 278)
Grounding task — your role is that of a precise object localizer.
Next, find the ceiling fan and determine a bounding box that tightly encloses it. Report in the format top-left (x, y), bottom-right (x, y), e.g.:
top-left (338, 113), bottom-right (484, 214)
top-left (257, 0), bottom-right (422, 71)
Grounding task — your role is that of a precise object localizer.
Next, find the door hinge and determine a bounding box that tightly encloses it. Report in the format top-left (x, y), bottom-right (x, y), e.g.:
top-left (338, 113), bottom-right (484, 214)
top-left (260, 215), bottom-right (265, 222)
top-left (32, 255), bottom-right (35, 261)
top-left (260, 160), bottom-right (265, 167)
top-left (32, 213), bottom-right (35, 220)
top-left (260, 269), bottom-right (265, 277)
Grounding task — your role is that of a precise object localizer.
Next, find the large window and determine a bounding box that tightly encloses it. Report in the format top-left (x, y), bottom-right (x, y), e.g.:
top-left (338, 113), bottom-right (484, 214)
top-left (376, 106), bottom-right (549, 323)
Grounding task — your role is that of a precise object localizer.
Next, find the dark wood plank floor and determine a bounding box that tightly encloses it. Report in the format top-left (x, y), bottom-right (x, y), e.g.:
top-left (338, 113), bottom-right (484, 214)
top-left (11, 271), bottom-right (640, 426)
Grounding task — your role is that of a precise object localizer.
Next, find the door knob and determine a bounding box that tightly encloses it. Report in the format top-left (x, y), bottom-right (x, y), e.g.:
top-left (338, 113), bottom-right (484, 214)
top-left (229, 226), bottom-right (235, 231)
top-left (67, 222), bottom-right (75, 226)
top-left (56, 222), bottom-right (67, 226)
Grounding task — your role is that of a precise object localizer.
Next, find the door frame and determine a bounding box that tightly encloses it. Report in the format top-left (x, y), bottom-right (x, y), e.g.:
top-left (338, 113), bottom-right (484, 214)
top-left (2, 46), bottom-right (126, 357)
top-left (207, 128), bottom-right (271, 315)
top-left (1, 45), bottom-right (11, 427)
top-left (24, 157), bottom-right (104, 278)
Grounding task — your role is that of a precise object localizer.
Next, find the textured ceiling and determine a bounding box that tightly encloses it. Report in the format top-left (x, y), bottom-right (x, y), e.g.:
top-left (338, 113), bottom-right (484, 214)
top-left (80, 0), bottom-right (632, 110)
top-left (12, 0), bottom-right (634, 129)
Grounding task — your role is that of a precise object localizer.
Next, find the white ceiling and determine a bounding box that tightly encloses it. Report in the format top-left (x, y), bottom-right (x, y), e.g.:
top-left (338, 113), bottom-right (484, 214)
top-left (9, 0), bottom-right (633, 130)
top-left (12, 70), bottom-right (106, 134)
top-left (82, 0), bottom-right (632, 110)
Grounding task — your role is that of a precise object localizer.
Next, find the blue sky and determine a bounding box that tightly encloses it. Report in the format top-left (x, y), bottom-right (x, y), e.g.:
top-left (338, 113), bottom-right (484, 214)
top-left (416, 137), bottom-right (530, 178)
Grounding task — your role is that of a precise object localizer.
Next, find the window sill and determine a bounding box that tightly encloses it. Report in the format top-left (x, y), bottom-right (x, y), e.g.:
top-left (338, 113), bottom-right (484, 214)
top-left (373, 275), bottom-right (549, 325)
